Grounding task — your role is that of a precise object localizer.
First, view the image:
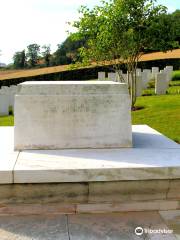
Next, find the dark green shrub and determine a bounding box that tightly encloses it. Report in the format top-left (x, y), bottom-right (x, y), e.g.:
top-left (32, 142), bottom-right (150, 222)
top-left (172, 70), bottom-right (180, 81)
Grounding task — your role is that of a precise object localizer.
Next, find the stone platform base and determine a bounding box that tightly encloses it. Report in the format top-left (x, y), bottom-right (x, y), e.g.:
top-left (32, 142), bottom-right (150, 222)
top-left (0, 211), bottom-right (179, 240)
top-left (0, 125), bottom-right (179, 212)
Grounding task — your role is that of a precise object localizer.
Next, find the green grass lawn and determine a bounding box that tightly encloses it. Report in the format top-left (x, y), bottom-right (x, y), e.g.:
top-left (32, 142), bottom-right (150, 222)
top-left (132, 94), bottom-right (180, 143)
top-left (0, 115), bottom-right (14, 126)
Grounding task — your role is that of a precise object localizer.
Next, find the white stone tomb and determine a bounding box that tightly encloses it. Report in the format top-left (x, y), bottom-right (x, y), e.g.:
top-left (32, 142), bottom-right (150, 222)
top-left (14, 81), bottom-right (132, 150)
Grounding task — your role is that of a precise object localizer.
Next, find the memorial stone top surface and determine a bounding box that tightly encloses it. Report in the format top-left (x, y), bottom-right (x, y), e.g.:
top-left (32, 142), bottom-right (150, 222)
top-left (18, 81), bottom-right (128, 95)
top-left (15, 81), bottom-right (132, 150)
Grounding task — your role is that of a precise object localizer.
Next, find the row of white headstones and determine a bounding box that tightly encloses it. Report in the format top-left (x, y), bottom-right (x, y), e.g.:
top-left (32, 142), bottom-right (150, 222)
top-left (0, 85), bottom-right (18, 116)
top-left (0, 65), bottom-right (174, 116)
top-left (98, 66), bottom-right (173, 96)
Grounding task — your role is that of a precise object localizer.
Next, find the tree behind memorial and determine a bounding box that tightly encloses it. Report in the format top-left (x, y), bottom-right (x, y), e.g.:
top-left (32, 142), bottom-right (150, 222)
top-left (27, 44), bottom-right (40, 67)
top-left (71, 0), bottom-right (178, 107)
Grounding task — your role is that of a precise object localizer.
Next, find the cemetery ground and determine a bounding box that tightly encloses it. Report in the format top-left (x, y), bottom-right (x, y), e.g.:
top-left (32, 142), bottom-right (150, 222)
top-left (0, 78), bottom-right (179, 143)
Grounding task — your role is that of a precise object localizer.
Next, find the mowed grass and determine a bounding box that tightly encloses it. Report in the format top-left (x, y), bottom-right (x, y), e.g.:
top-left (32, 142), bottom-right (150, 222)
top-left (132, 94), bottom-right (180, 143)
top-left (0, 115), bottom-right (14, 126)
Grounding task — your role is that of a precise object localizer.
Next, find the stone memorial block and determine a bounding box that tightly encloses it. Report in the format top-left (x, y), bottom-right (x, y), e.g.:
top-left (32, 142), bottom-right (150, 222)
top-left (108, 72), bottom-right (116, 81)
top-left (0, 94), bottom-right (9, 116)
top-left (155, 73), bottom-right (168, 95)
top-left (98, 72), bottom-right (105, 81)
top-left (14, 81), bottom-right (132, 150)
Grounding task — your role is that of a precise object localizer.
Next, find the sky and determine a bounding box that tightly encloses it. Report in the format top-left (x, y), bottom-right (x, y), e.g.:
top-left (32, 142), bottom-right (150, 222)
top-left (0, 0), bottom-right (179, 64)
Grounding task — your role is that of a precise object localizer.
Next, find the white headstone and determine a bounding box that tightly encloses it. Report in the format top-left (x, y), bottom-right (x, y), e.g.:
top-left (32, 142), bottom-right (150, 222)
top-left (0, 86), bottom-right (11, 109)
top-left (143, 69), bottom-right (152, 82)
top-left (14, 81), bottom-right (132, 150)
top-left (163, 67), bottom-right (173, 83)
top-left (152, 67), bottom-right (159, 79)
top-left (9, 85), bottom-right (18, 111)
top-left (141, 72), bottom-right (149, 89)
top-left (165, 66), bottom-right (173, 72)
top-left (0, 86), bottom-right (9, 94)
top-left (108, 72), bottom-right (116, 81)
top-left (136, 76), bottom-right (143, 97)
top-left (0, 94), bottom-right (9, 116)
top-left (98, 72), bottom-right (105, 81)
top-left (136, 68), bottom-right (141, 75)
top-left (155, 73), bottom-right (168, 95)
top-left (115, 70), bottom-right (123, 82)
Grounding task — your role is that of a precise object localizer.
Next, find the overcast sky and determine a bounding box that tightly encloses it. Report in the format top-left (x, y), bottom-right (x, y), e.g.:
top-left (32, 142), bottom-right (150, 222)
top-left (0, 0), bottom-right (179, 64)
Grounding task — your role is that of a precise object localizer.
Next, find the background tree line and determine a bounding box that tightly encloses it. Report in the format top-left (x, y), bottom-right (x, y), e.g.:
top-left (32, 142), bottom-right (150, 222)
top-left (11, 8), bottom-right (179, 70)
top-left (12, 37), bottom-right (85, 69)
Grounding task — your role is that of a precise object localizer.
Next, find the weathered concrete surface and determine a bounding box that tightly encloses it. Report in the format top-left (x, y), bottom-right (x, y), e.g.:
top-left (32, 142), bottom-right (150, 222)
top-left (68, 212), bottom-right (176, 240)
top-left (13, 147), bottom-right (180, 183)
top-left (0, 212), bottom-right (177, 240)
top-left (0, 183), bottom-right (89, 204)
top-left (0, 179), bottom-right (179, 205)
top-left (160, 210), bottom-right (180, 239)
top-left (0, 215), bottom-right (69, 240)
top-left (14, 81), bottom-right (132, 150)
top-left (88, 180), bottom-right (170, 203)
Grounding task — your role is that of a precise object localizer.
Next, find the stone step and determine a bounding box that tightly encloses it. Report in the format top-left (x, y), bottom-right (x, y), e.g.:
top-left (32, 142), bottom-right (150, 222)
top-left (0, 125), bottom-right (179, 211)
top-left (0, 125), bottom-right (179, 184)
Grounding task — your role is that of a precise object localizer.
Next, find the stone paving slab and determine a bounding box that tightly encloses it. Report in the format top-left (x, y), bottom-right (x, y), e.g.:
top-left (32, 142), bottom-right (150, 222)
top-left (132, 125), bottom-right (179, 149)
top-left (14, 147), bottom-right (180, 183)
top-left (69, 212), bottom-right (176, 240)
top-left (160, 210), bottom-right (180, 239)
top-left (0, 212), bottom-right (177, 240)
top-left (0, 215), bottom-right (69, 240)
top-left (0, 125), bottom-right (179, 184)
top-left (0, 127), bottom-right (19, 183)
